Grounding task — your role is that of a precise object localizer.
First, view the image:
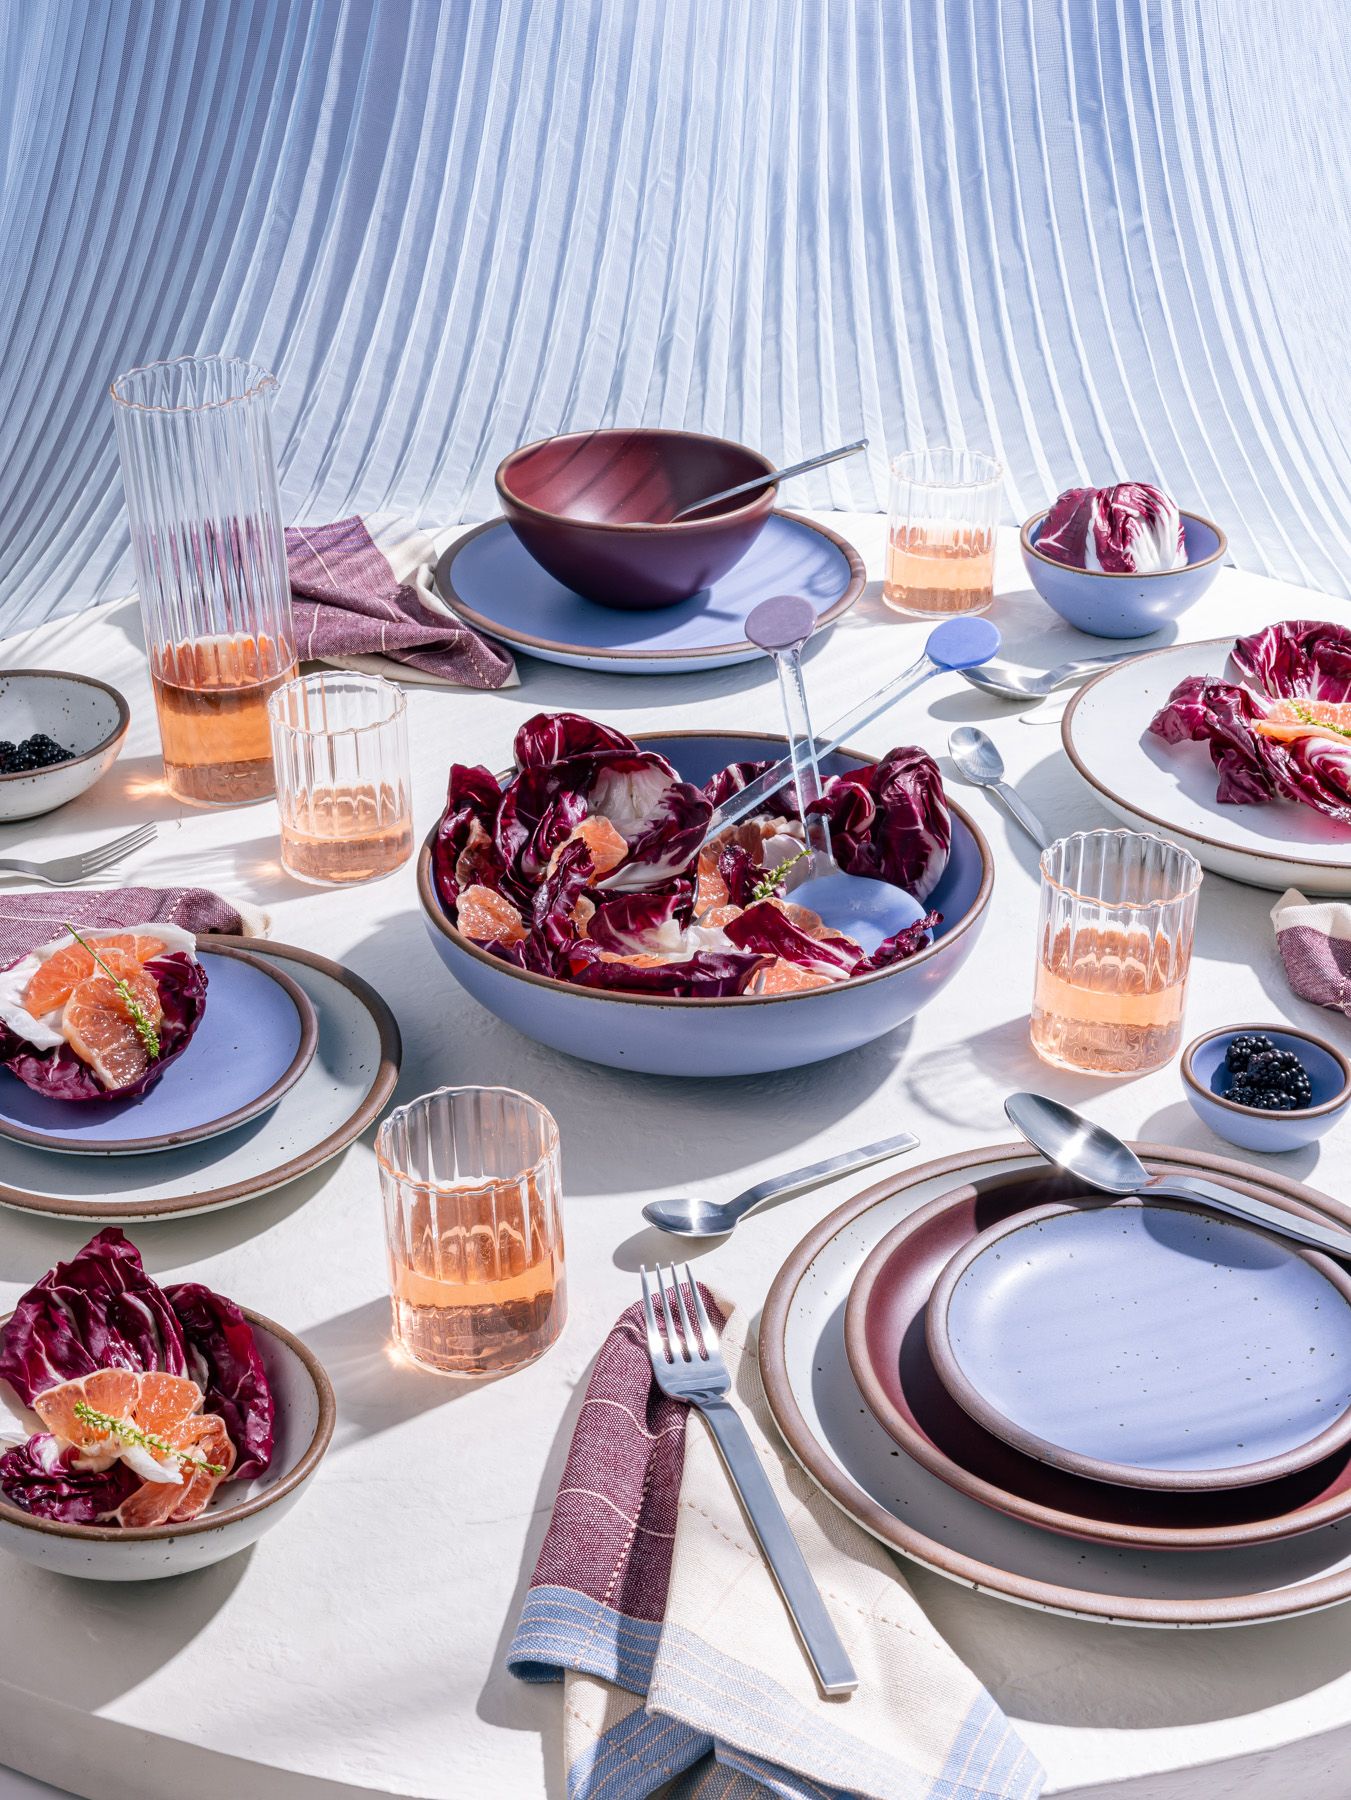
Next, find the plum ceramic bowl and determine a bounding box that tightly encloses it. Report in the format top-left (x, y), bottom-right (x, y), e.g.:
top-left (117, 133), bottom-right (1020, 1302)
top-left (417, 731), bottom-right (994, 1077)
top-left (495, 428), bottom-right (777, 609)
top-left (0, 1308), bottom-right (334, 1580)
top-left (1020, 510), bottom-right (1226, 639)
top-left (1181, 1023), bottom-right (1351, 1154)
top-left (0, 670), bottom-right (130, 821)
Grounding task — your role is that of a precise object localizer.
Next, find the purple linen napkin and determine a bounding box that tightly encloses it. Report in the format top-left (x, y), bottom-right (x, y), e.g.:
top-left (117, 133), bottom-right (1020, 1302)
top-left (286, 517), bottom-right (516, 689)
top-left (1272, 889), bottom-right (1351, 1017)
top-left (0, 888), bottom-right (258, 966)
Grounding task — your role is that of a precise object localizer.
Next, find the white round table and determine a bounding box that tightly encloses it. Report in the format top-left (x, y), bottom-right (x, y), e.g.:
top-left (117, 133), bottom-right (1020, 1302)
top-left (2, 519), bottom-right (1350, 1800)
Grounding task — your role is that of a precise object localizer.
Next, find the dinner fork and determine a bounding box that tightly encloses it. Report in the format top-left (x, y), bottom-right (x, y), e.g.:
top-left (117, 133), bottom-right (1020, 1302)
top-left (0, 822), bottom-right (157, 886)
top-left (641, 1264), bottom-right (858, 1696)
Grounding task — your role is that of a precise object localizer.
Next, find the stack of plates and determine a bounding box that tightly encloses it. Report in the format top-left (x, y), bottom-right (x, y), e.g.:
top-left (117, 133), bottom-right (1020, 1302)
top-left (760, 1145), bottom-right (1351, 1626)
top-left (0, 940), bottom-right (400, 1222)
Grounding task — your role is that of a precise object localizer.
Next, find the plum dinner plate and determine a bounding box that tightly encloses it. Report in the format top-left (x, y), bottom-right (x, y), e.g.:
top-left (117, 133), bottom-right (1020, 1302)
top-left (0, 946), bottom-right (318, 1155)
top-left (432, 510), bottom-right (865, 674)
top-left (1064, 638), bottom-right (1351, 894)
top-left (925, 1200), bottom-right (1351, 1493)
top-left (0, 939), bottom-right (400, 1220)
top-left (762, 1143), bottom-right (1351, 1626)
top-left (844, 1173), bottom-right (1351, 1551)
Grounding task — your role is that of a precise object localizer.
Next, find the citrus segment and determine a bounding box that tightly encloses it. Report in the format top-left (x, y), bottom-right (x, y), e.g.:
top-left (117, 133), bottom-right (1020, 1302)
top-left (33, 1368), bottom-right (141, 1451)
top-left (1255, 699), bottom-right (1351, 743)
top-left (456, 884), bottom-right (526, 945)
top-left (24, 936), bottom-right (167, 1016)
top-left (753, 959), bottom-right (837, 995)
top-left (62, 964), bottom-right (163, 1092)
top-left (566, 815), bottom-right (629, 876)
top-left (167, 1414), bottom-right (237, 1522)
top-left (694, 853), bottom-right (729, 916)
top-left (133, 1372), bottom-right (205, 1438)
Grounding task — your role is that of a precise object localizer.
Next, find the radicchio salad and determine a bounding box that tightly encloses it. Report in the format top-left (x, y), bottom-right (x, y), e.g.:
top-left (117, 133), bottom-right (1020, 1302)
top-left (0, 1229), bottom-right (273, 1528)
top-left (431, 712), bottom-right (950, 997)
top-left (0, 925), bottom-right (208, 1101)
top-left (1149, 621), bottom-right (1351, 827)
top-left (1037, 481), bottom-right (1187, 575)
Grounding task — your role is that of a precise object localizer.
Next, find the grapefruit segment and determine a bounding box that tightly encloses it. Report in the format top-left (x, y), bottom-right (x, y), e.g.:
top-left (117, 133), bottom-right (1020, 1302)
top-left (166, 1414), bottom-right (236, 1521)
top-left (546, 814), bottom-right (629, 879)
top-left (1255, 699), bottom-right (1351, 744)
top-left (456, 885), bottom-right (526, 946)
top-left (753, 959), bottom-right (838, 995)
top-left (34, 1368), bottom-right (142, 1454)
top-left (63, 963), bottom-right (163, 1092)
top-left (24, 934), bottom-right (168, 1015)
top-left (694, 853), bottom-right (729, 916)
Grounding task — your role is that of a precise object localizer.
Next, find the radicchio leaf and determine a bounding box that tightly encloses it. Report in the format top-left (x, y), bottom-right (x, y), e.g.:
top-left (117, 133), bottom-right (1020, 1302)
top-left (858, 910), bottom-right (942, 972)
top-left (513, 712), bottom-right (639, 769)
top-left (0, 951), bottom-right (208, 1103)
top-left (1148, 676), bottom-right (1278, 806)
top-left (587, 886), bottom-right (696, 956)
top-left (565, 945), bottom-right (766, 997)
top-left (495, 765), bottom-right (591, 893)
top-left (1038, 483), bottom-right (1185, 573)
top-left (0, 1227), bottom-right (188, 1406)
top-left (595, 768), bottom-right (714, 890)
top-left (722, 901), bottom-right (862, 977)
top-left (431, 764), bottom-right (505, 911)
top-left (165, 1283), bottom-right (275, 1481)
top-left (1231, 620), bottom-right (1351, 702)
top-left (812, 747), bottom-right (951, 902)
top-left (0, 1435), bottom-right (141, 1523)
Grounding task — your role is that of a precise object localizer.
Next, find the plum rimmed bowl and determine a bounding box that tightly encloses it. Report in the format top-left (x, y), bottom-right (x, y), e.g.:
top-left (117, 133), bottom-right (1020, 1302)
top-left (0, 1308), bottom-right (334, 1580)
top-left (1182, 1023), bottom-right (1351, 1154)
top-left (1020, 510), bottom-right (1226, 639)
top-left (495, 428), bottom-right (777, 610)
top-left (417, 731), bottom-right (994, 1078)
top-left (0, 671), bottom-right (130, 821)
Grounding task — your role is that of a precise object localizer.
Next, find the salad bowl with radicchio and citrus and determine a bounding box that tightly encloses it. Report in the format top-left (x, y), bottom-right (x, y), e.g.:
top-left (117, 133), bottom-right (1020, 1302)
top-left (417, 714), bottom-right (993, 1076)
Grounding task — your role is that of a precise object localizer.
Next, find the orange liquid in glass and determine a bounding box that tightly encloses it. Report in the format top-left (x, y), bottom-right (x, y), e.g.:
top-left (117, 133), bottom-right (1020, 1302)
top-left (280, 784), bottom-right (413, 885)
top-left (152, 634), bottom-right (296, 806)
top-left (883, 526), bottom-right (994, 617)
top-left (1031, 923), bottom-right (1189, 1075)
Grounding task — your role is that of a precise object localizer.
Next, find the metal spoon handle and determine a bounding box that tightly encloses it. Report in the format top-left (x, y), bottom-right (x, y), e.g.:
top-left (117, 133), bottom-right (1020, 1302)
top-left (725, 1130), bottom-right (920, 1224)
top-left (672, 439), bottom-right (868, 520)
top-left (1146, 1174), bottom-right (1351, 1264)
top-left (991, 781), bottom-right (1051, 850)
top-left (1048, 650), bottom-right (1144, 685)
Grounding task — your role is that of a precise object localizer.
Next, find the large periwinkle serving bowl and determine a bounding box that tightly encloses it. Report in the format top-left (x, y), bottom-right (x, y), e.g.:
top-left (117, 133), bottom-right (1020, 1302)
top-left (1020, 510), bottom-right (1226, 639)
top-left (417, 732), bottom-right (994, 1078)
top-left (495, 428), bottom-right (777, 610)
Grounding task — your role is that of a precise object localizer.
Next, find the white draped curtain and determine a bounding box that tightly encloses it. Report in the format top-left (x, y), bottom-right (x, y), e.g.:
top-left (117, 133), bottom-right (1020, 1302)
top-left (1, 0), bottom-right (1348, 628)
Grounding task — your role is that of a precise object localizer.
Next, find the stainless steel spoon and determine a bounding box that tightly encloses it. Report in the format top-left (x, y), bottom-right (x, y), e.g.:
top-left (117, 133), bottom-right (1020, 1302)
top-left (642, 1129), bottom-right (919, 1238)
top-left (961, 650), bottom-right (1140, 702)
top-left (671, 438), bottom-right (868, 520)
top-left (948, 727), bottom-right (1051, 849)
top-left (1005, 1092), bottom-right (1351, 1263)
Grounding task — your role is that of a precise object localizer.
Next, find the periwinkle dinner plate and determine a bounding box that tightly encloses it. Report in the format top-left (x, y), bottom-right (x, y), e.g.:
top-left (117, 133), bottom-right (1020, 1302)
top-left (0, 946), bottom-right (319, 1156)
top-left (0, 940), bottom-right (401, 1220)
top-left (1063, 639), bottom-right (1351, 894)
top-left (925, 1200), bottom-right (1351, 1492)
top-left (432, 510), bottom-right (865, 674)
top-left (761, 1143), bottom-right (1351, 1626)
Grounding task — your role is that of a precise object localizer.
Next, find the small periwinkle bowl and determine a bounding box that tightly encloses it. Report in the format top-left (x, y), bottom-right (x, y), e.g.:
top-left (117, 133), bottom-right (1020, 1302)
top-left (417, 732), bottom-right (994, 1078)
top-left (1020, 510), bottom-right (1226, 639)
top-left (495, 428), bottom-right (777, 610)
top-left (1181, 1024), bottom-right (1351, 1154)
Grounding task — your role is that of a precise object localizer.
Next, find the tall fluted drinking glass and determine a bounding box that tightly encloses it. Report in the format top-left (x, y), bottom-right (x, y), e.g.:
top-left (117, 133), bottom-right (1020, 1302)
top-left (110, 356), bottom-right (297, 806)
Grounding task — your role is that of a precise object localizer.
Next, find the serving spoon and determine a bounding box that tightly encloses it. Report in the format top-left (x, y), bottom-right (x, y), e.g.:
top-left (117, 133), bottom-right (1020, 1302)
top-left (642, 1128), bottom-right (919, 1237)
top-left (960, 650), bottom-right (1139, 702)
top-left (671, 438), bottom-right (868, 520)
top-left (1005, 1091), bottom-right (1351, 1263)
top-left (947, 727), bottom-right (1050, 849)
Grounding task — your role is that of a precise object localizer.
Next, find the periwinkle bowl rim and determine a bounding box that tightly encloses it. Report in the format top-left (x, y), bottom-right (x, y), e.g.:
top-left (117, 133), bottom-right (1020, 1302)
top-left (1181, 1022), bottom-right (1351, 1121)
top-left (1020, 507), bottom-right (1228, 578)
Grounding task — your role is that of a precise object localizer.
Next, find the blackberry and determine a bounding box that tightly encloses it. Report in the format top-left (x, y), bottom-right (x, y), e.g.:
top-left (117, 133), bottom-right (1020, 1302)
top-left (1225, 1032), bottom-right (1276, 1075)
top-left (0, 733), bottom-right (74, 774)
top-left (1229, 1045), bottom-right (1314, 1113)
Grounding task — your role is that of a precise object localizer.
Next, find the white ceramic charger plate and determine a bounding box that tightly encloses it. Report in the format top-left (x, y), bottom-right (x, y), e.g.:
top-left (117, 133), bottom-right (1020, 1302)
top-left (0, 940), bottom-right (400, 1221)
top-left (1062, 638), bottom-right (1351, 894)
top-left (760, 1143), bottom-right (1351, 1627)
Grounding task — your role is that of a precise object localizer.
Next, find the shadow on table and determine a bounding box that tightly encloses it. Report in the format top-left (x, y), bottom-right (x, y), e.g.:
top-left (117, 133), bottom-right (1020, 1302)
top-left (301, 1297), bottom-right (491, 1450)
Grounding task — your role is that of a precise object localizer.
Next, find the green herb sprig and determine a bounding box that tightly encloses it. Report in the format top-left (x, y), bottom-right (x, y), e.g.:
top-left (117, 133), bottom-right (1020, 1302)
top-left (72, 1400), bottom-right (225, 1476)
top-left (63, 924), bottom-right (160, 1059)
top-left (749, 845), bottom-right (810, 905)
top-left (1293, 701), bottom-right (1351, 740)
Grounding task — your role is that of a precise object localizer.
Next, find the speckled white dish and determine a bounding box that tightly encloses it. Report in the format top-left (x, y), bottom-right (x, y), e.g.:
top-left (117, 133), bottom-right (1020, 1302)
top-left (761, 1144), bottom-right (1351, 1627)
top-left (0, 1308), bottom-right (334, 1580)
top-left (0, 671), bottom-right (130, 821)
top-left (0, 940), bottom-right (400, 1221)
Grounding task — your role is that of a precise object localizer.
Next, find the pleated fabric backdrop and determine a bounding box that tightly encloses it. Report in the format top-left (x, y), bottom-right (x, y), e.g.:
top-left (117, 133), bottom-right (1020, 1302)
top-left (1, 0), bottom-right (1347, 629)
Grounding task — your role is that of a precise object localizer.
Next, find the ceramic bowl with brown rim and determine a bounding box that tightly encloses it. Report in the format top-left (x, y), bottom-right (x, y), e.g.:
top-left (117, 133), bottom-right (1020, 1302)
top-left (1182, 1023), bottom-right (1351, 1154)
top-left (1020, 509), bottom-right (1226, 638)
top-left (496, 428), bottom-right (777, 609)
top-left (0, 1309), bottom-right (334, 1580)
top-left (417, 730), bottom-right (994, 1078)
top-left (0, 670), bottom-right (130, 821)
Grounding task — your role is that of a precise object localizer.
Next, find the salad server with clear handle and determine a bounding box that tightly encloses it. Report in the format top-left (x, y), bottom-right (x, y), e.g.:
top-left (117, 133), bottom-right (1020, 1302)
top-left (642, 1263), bottom-right (858, 1696)
top-left (1005, 1091), bottom-right (1351, 1263)
top-left (642, 1127), bottom-right (919, 1237)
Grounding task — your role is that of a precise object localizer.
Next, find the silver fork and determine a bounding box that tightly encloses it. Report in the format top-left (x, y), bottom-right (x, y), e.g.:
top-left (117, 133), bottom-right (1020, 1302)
top-left (641, 1263), bottom-right (858, 1696)
top-left (0, 822), bottom-right (158, 886)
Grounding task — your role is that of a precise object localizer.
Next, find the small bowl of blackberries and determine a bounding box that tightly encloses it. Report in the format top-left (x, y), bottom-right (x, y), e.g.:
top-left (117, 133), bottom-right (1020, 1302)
top-left (0, 671), bottom-right (130, 822)
top-left (1182, 1023), bottom-right (1351, 1154)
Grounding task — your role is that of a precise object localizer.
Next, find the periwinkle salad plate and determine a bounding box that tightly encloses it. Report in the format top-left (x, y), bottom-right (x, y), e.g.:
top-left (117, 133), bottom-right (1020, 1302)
top-left (432, 510), bottom-right (865, 674)
top-left (0, 945), bottom-right (319, 1156)
top-left (925, 1200), bottom-right (1351, 1492)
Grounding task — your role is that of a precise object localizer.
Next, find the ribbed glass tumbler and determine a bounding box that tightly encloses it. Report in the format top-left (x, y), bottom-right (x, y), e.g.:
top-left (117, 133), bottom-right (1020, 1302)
top-left (1030, 830), bottom-right (1202, 1076)
top-left (269, 672), bottom-right (412, 885)
top-left (377, 1087), bottom-right (566, 1377)
top-left (110, 355), bottom-right (296, 806)
top-left (883, 448), bottom-right (1002, 617)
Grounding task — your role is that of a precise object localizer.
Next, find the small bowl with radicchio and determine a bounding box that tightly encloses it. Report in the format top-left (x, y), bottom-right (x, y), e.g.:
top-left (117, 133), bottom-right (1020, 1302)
top-left (0, 1230), bottom-right (333, 1579)
top-left (1021, 482), bottom-right (1225, 638)
top-left (416, 712), bottom-right (993, 1077)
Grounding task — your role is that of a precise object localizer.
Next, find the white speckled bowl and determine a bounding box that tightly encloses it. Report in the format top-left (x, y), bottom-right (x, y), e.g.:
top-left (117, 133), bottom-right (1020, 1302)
top-left (0, 670), bottom-right (130, 821)
top-left (0, 1309), bottom-right (334, 1580)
